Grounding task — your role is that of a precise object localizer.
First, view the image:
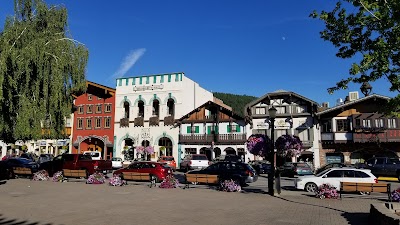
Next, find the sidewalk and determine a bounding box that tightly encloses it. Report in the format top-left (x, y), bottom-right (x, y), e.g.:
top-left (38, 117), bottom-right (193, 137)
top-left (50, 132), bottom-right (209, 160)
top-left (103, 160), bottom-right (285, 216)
top-left (0, 179), bottom-right (384, 225)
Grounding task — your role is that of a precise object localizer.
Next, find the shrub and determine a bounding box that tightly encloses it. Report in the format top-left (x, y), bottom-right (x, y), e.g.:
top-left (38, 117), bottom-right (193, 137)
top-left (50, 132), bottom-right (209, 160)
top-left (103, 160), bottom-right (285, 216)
top-left (219, 179), bottom-right (241, 192)
top-left (316, 183), bottom-right (339, 199)
top-left (159, 174), bottom-right (180, 188)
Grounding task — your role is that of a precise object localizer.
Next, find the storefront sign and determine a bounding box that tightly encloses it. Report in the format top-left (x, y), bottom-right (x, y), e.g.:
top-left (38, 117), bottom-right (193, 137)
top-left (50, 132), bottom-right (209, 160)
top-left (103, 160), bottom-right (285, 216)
top-left (256, 122), bottom-right (268, 129)
top-left (275, 119), bottom-right (290, 129)
top-left (38, 141), bottom-right (47, 146)
top-left (133, 84), bottom-right (164, 92)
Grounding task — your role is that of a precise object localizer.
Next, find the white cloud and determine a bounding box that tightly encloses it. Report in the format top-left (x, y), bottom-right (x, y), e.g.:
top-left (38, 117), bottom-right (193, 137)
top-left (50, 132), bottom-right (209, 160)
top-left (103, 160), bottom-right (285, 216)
top-left (112, 48), bottom-right (146, 78)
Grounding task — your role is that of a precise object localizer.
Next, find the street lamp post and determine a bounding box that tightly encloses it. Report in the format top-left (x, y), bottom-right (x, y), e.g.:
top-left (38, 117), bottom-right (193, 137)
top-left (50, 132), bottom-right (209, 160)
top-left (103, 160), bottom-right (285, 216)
top-left (268, 106), bottom-right (277, 196)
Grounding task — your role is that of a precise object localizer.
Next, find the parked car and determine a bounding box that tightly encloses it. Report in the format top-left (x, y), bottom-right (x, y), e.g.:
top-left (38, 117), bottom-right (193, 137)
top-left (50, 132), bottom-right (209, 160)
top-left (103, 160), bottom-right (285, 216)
top-left (280, 162), bottom-right (313, 177)
top-left (37, 154), bottom-right (54, 164)
top-left (364, 157), bottom-right (400, 180)
top-left (249, 160), bottom-right (272, 174)
top-left (186, 161), bottom-right (258, 186)
top-left (157, 156), bottom-right (176, 171)
top-left (315, 163), bottom-right (348, 175)
top-left (180, 154), bottom-right (210, 171)
top-left (113, 161), bottom-right (172, 182)
top-left (3, 158), bottom-right (40, 177)
top-left (295, 167), bottom-right (377, 193)
top-left (111, 157), bottom-right (124, 169)
top-left (0, 161), bottom-right (12, 180)
top-left (223, 154), bottom-right (243, 162)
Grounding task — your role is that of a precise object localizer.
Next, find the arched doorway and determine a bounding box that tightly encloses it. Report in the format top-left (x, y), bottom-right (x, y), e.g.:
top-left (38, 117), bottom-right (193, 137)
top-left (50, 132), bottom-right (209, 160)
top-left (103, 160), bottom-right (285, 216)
top-left (200, 147), bottom-right (212, 161)
top-left (225, 147), bottom-right (236, 155)
top-left (141, 140), bottom-right (150, 160)
top-left (237, 148), bottom-right (245, 161)
top-left (158, 137), bottom-right (172, 157)
top-left (81, 137), bottom-right (105, 159)
top-left (123, 138), bottom-right (135, 161)
top-left (214, 147), bottom-right (221, 159)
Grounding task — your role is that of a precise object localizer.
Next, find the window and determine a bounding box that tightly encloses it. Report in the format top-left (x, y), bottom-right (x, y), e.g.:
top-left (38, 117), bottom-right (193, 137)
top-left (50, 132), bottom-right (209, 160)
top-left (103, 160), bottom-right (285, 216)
top-left (138, 101), bottom-right (144, 117)
top-left (227, 125), bottom-right (241, 133)
top-left (275, 106), bottom-right (286, 114)
top-left (104, 117), bottom-right (111, 128)
top-left (362, 119), bottom-right (371, 128)
top-left (336, 119), bottom-right (349, 132)
top-left (187, 126), bottom-right (200, 134)
top-left (355, 119), bottom-right (361, 128)
top-left (87, 105), bottom-right (93, 114)
top-left (296, 105), bottom-right (307, 113)
top-left (388, 118), bottom-right (397, 128)
top-left (96, 104), bottom-right (102, 113)
top-left (322, 120), bottom-right (332, 132)
top-left (86, 118), bottom-right (92, 129)
top-left (88, 94), bottom-right (92, 101)
top-left (354, 171), bottom-right (370, 178)
top-left (185, 148), bottom-right (197, 154)
top-left (78, 106), bottom-right (84, 114)
top-left (152, 100), bottom-right (160, 116)
top-left (255, 107), bottom-right (266, 115)
top-left (65, 117), bottom-right (72, 127)
top-left (343, 170), bottom-right (355, 177)
top-left (95, 117), bottom-right (101, 128)
top-left (124, 101), bottom-right (130, 119)
top-left (207, 125), bottom-right (219, 134)
top-left (105, 104), bottom-right (111, 113)
top-left (375, 119), bottom-right (384, 128)
top-left (167, 99), bottom-right (175, 116)
top-left (325, 170), bottom-right (343, 178)
top-left (375, 158), bottom-right (385, 165)
top-left (77, 118), bottom-right (83, 129)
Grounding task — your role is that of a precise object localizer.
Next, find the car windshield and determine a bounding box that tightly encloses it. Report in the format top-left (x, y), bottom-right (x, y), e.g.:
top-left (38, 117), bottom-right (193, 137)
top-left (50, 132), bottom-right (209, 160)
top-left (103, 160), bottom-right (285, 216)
top-left (192, 155), bottom-right (208, 160)
top-left (92, 153), bottom-right (100, 157)
top-left (296, 163), bottom-right (309, 168)
top-left (162, 157), bottom-right (174, 161)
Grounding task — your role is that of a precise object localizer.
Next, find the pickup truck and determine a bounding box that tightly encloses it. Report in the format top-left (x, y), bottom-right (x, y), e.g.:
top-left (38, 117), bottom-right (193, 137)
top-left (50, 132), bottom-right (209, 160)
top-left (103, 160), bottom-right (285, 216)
top-left (365, 157), bottom-right (400, 181)
top-left (40, 154), bottom-right (112, 176)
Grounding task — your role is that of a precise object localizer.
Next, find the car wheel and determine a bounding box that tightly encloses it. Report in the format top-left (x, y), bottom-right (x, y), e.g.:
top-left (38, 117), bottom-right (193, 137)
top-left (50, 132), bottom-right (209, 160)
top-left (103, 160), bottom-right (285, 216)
top-left (305, 182), bottom-right (318, 193)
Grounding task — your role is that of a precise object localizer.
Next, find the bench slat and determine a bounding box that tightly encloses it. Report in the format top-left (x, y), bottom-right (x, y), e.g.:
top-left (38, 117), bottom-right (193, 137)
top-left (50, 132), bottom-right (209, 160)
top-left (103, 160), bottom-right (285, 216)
top-left (122, 172), bottom-right (151, 181)
top-left (340, 182), bottom-right (390, 194)
top-left (63, 169), bottom-right (87, 178)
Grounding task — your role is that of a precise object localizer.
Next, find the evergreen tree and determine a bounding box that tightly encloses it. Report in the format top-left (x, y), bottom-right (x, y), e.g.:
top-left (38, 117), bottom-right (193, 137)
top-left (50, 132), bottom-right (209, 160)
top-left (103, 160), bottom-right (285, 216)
top-left (0, 0), bottom-right (88, 143)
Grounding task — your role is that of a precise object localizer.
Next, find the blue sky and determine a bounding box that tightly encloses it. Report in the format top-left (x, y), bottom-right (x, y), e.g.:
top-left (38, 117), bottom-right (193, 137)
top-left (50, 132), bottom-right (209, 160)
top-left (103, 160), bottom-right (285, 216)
top-left (0, 0), bottom-right (395, 107)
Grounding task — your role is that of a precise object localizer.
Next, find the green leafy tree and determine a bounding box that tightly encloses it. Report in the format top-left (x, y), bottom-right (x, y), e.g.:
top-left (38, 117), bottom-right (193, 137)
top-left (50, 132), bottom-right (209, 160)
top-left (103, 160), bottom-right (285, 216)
top-left (0, 0), bottom-right (88, 143)
top-left (311, 1), bottom-right (400, 112)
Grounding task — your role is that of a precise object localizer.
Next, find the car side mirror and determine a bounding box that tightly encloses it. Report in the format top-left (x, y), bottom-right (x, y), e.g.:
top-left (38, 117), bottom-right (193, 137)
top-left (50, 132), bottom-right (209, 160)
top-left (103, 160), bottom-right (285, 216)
top-left (367, 164), bottom-right (372, 167)
top-left (322, 175), bottom-right (327, 178)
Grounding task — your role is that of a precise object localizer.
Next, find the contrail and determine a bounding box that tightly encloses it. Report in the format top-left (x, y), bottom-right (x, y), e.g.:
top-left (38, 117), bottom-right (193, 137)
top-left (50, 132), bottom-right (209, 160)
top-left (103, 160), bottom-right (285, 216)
top-left (112, 48), bottom-right (146, 78)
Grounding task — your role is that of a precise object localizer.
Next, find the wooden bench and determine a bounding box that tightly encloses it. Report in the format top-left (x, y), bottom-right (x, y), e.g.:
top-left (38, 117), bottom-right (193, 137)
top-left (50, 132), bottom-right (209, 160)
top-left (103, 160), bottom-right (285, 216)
top-left (184, 174), bottom-right (219, 189)
top-left (13, 167), bottom-right (33, 177)
top-left (340, 182), bottom-right (391, 200)
top-left (63, 169), bottom-right (88, 179)
top-left (122, 172), bottom-right (156, 188)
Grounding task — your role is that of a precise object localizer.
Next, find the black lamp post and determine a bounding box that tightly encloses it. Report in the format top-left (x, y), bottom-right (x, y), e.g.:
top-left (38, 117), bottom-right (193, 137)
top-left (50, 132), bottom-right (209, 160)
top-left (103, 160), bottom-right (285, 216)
top-left (268, 106), bottom-right (277, 196)
top-left (360, 81), bottom-right (372, 96)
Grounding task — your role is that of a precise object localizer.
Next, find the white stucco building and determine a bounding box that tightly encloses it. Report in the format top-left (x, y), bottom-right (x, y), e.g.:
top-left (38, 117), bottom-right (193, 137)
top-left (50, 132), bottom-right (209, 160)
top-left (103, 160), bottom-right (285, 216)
top-left (114, 72), bottom-right (213, 164)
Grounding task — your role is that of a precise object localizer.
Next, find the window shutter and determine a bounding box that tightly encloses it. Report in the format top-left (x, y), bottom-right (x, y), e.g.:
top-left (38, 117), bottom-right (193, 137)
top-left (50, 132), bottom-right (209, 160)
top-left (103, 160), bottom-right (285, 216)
top-left (227, 125), bottom-right (231, 133)
top-left (236, 125), bottom-right (241, 132)
top-left (215, 126), bottom-right (219, 134)
top-left (207, 126), bottom-right (211, 134)
top-left (187, 126), bottom-right (191, 134)
top-left (195, 126), bottom-right (200, 133)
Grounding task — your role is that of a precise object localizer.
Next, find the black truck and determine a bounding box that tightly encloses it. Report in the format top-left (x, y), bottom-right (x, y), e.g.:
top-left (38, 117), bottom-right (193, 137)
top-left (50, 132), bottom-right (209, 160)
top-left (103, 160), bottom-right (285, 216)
top-left (365, 157), bottom-right (400, 181)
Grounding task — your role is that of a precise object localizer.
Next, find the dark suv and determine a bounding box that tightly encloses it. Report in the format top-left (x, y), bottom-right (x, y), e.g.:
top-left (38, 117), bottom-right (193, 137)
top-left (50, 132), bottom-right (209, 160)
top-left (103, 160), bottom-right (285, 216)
top-left (186, 161), bottom-right (258, 186)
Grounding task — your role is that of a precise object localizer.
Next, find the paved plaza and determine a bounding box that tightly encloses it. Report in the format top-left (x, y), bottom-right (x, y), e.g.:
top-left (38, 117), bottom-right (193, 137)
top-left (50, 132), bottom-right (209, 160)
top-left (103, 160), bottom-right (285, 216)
top-left (0, 176), bottom-right (393, 225)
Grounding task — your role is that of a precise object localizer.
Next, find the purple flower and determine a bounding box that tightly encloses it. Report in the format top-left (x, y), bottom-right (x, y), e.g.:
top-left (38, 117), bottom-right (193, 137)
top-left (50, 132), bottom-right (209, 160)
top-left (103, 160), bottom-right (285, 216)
top-left (246, 134), bottom-right (272, 157)
top-left (275, 135), bottom-right (303, 157)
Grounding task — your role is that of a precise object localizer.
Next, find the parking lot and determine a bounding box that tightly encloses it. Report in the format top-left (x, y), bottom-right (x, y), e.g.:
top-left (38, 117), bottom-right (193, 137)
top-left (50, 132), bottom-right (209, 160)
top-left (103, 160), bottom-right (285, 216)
top-left (0, 173), bottom-right (396, 225)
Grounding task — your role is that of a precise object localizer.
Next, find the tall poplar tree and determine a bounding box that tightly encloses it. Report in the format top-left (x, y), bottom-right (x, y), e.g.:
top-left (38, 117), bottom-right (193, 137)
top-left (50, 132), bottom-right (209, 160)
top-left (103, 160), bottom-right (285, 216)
top-left (0, 0), bottom-right (88, 143)
top-left (311, 1), bottom-right (400, 112)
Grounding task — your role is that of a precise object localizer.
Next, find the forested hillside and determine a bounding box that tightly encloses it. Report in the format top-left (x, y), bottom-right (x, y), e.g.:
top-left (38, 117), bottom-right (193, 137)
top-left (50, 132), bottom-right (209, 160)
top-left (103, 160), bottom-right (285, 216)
top-left (213, 92), bottom-right (257, 117)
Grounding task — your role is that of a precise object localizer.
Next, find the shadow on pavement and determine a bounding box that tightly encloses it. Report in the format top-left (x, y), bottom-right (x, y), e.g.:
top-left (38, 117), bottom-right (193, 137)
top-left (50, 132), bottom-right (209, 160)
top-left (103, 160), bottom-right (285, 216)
top-left (0, 181), bottom-right (7, 185)
top-left (0, 214), bottom-right (53, 225)
top-left (274, 196), bottom-right (346, 213)
top-left (341, 212), bottom-right (370, 225)
top-left (241, 187), bottom-right (268, 194)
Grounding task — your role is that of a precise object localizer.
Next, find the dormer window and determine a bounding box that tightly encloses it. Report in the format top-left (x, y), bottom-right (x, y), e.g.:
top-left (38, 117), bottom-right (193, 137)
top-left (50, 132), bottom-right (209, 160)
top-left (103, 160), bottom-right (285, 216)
top-left (255, 107), bottom-right (266, 115)
top-left (275, 106), bottom-right (286, 114)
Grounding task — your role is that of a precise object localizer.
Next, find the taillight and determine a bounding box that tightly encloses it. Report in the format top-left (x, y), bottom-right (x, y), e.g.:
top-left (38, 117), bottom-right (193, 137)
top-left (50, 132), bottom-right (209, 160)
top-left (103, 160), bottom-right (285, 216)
top-left (94, 161), bottom-right (99, 170)
top-left (374, 178), bottom-right (378, 183)
top-left (189, 161), bottom-right (192, 165)
top-left (208, 161), bottom-right (211, 165)
top-left (246, 170), bottom-right (254, 177)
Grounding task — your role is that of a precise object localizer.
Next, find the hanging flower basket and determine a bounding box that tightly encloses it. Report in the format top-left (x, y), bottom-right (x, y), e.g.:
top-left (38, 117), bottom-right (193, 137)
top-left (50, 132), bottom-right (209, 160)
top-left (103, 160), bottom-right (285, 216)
top-left (275, 135), bottom-right (303, 157)
top-left (315, 184), bottom-right (339, 199)
top-left (144, 146), bottom-right (154, 155)
top-left (86, 172), bottom-right (106, 184)
top-left (245, 134), bottom-right (271, 157)
top-left (52, 171), bottom-right (64, 182)
top-left (136, 146), bottom-right (145, 155)
top-left (159, 174), bottom-right (180, 188)
top-left (109, 174), bottom-right (127, 186)
top-left (219, 179), bottom-right (241, 192)
top-left (32, 170), bottom-right (50, 181)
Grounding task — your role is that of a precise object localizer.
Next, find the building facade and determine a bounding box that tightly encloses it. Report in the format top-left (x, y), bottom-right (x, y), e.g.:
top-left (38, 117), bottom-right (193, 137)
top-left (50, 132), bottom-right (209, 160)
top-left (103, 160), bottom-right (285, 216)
top-left (114, 72), bottom-right (213, 166)
top-left (176, 100), bottom-right (247, 162)
top-left (244, 90), bottom-right (321, 168)
top-left (72, 81), bottom-right (116, 159)
top-left (317, 93), bottom-right (400, 166)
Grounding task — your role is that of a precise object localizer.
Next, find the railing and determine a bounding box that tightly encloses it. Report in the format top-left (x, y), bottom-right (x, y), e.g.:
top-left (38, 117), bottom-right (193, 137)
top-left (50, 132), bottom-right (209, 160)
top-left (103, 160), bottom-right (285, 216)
top-left (164, 115), bottom-right (175, 126)
top-left (149, 116), bottom-right (159, 126)
top-left (120, 118), bottom-right (129, 128)
top-left (353, 130), bottom-right (400, 143)
top-left (134, 117), bottom-right (144, 127)
top-left (179, 134), bottom-right (246, 144)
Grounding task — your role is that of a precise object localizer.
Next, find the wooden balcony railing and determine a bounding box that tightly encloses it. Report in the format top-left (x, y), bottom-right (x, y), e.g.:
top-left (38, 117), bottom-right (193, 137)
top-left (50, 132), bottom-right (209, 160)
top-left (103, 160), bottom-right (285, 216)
top-left (321, 129), bottom-right (400, 143)
top-left (120, 118), bottom-right (129, 128)
top-left (179, 134), bottom-right (247, 144)
top-left (149, 116), bottom-right (159, 126)
top-left (134, 117), bottom-right (144, 127)
top-left (164, 115), bottom-right (175, 126)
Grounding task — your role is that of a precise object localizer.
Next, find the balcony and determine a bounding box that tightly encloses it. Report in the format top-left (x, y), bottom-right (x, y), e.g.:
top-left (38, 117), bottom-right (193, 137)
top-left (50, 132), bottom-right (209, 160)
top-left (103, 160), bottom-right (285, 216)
top-left (353, 129), bottom-right (400, 143)
top-left (149, 116), bottom-right (159, 126)
top-left (134, 117), bottom-right (144, 127)
top-left (179, 134), bottom-right (247, 145)
top-left (120, 118), bottom-right (129, 128)
top-left (164, 115), bottom-right (175, 126)
top-left (321, 132), bottom-right (334, 141)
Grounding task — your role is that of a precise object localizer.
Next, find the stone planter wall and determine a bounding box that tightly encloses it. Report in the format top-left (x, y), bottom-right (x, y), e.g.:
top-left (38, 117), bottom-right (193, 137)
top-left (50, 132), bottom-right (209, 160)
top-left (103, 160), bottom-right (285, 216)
top-left (370, 203), bottom-right (400, 225)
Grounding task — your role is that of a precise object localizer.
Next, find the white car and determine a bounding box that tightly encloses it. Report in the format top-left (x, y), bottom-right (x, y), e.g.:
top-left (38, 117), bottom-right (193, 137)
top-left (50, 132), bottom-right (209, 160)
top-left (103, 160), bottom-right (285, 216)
top-left (111, 157), bottom-right (123, 169)
top-left (295, 167), bottom-right (377, 193)
top-left (83, 151), bottom-right (102, 160)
